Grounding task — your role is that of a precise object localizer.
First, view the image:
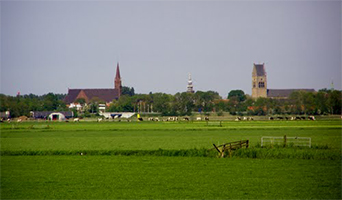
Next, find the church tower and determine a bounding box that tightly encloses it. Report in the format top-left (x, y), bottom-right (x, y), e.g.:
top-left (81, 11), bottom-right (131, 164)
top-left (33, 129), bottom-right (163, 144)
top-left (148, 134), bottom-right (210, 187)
top-left (252, 63), bottom-right (267, 98)
top-left (115, 62), bottom-right (122, 96)
top-left (187, 73), bottom-right (194, 93)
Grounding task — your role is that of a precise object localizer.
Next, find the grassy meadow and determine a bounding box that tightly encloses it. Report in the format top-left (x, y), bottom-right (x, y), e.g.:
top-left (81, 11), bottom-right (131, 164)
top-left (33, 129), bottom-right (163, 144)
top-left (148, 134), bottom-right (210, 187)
top-left (1, 119), bottom-right (341, 199)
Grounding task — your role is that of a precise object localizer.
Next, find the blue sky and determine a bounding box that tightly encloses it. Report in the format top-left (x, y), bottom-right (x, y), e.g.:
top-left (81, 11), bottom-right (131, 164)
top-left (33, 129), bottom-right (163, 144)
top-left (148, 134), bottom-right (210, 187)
top-left (1, 0), bottom-right (341, 98)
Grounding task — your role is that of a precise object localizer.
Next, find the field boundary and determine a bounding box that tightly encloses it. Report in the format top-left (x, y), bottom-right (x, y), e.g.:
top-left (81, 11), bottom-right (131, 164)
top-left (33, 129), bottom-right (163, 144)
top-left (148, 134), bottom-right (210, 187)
top-left (1, 148), bottom-right (340, 160)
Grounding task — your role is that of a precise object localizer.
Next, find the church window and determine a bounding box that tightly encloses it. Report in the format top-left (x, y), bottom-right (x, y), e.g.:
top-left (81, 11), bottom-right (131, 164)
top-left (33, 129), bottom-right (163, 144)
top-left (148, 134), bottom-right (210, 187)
top-left (259, 82), bottom-right (265, 88)
top-left (253, 82), bottom-right (256, 88)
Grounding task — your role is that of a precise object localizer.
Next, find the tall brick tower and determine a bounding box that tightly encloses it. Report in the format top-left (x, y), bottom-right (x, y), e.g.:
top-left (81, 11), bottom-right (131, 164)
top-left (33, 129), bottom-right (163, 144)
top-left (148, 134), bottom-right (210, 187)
top-left (115, 62), bottom-right (122, 96)
top-left (252, 63), bottom-right (267, 98)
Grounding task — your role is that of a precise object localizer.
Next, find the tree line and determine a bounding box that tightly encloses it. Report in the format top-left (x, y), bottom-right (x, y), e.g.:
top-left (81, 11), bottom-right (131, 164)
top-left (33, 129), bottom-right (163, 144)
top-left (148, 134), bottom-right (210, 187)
top-left (0, 88), bottom-right (341, 118)
top-left (106, 89), bottom-right (341, 116)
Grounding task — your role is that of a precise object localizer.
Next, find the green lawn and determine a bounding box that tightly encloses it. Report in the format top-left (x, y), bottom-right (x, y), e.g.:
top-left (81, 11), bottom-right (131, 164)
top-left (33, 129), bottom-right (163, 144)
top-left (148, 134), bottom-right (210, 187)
top-left (1, 156), bottom-right (341, 199)
top-left (1, 120), bottom-right (341, 151)
top-left (0, 120), bottom-right (341, 199)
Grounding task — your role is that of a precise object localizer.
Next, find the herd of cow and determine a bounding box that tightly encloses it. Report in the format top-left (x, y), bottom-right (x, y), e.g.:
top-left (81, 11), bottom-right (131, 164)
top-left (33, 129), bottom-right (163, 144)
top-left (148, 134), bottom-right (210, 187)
top-left (0, 115), bottom-right (317, 123)
top-left (145, 116), bottom-right (210, 122)
top-left (235, 116), bottom-right (315, 121)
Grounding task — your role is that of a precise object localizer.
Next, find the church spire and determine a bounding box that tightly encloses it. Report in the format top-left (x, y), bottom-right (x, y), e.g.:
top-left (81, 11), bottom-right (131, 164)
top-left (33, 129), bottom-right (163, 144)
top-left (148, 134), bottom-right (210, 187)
top-left (115, 62), bottom-right (122, 95)
top-left (115, 62), bottom-right (121, 79)
top-left (187, 73), bottom-right (194, 93)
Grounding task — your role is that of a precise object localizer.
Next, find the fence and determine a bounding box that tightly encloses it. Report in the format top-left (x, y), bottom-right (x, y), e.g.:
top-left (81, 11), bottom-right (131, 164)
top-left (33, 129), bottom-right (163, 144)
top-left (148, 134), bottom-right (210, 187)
top-left (261, 135), bottom-right (311, 148)
top-left (211, 140), bottom-right (249, 157)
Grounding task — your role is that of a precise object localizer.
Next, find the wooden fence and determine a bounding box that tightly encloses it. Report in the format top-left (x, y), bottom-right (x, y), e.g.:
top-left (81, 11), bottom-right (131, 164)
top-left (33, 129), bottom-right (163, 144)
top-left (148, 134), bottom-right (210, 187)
top-left (211, 140), bottom-right (249, 158)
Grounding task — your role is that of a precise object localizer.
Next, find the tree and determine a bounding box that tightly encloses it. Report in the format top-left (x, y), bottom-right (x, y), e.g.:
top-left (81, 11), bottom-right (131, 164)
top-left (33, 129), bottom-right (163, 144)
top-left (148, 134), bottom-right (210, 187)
top-left (228, 90), bottom-right (246, 102)
top-left (122, 86), bottom-right (135, 96)
top-left (74, 98), bottom-right (86, 106)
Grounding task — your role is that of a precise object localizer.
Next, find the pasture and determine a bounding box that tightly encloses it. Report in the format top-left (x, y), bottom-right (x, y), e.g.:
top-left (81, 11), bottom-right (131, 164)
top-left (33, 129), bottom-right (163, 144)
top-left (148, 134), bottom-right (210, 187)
top-left (1, 119), bottom-right (341, 199)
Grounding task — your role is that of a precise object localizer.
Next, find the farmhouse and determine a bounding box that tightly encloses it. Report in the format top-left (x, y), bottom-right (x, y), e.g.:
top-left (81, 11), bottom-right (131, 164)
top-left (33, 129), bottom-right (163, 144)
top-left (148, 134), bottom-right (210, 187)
top-left (64, 63), bottom-right (122, 105)
top-left (252, 63), bottom-right (315, 99)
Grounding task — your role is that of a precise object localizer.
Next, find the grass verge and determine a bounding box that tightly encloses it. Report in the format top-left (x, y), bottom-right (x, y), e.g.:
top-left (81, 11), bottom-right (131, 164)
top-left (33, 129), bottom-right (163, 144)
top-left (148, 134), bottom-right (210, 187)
top-left (1, 147), bottom-right (340, 160)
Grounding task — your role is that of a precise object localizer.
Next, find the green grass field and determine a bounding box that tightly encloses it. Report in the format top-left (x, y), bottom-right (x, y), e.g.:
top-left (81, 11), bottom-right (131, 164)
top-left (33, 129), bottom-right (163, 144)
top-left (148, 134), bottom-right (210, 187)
top-left (1, 119), bottom-right (341, 199)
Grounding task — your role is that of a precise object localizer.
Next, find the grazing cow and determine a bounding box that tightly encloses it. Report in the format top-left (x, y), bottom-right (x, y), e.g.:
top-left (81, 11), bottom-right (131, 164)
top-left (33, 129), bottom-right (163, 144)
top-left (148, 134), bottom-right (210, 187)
top-left (154, 118), bottom-right (160, 122)
top-left (285, 117), bottom-right (289, 120)
top-left (196, 117), bottom-right (201, 121)
top-left (204, 117), bottom-right (209, 121)
top-left (138, 117), bottom-right (143, 121)
top-left (235, 117), bottom-right (241, 121)
top-left (167, 117), bottom-right (175, 121)
top-left (17, 119), bottom-right (22, 123)
top-left (74, 118), bottom-right (80, 122)
top-left (97, 118), bottom-right (103, 122)
top-left (277, 117), bottom-right (284, 120)
top-left (308, 116), bottom-right (315, 121)
top-left (243, 117), bottom-right (247, 121)
top-left (269, 117), bottom-right (274, 120)
top-left (301, 116), bottom-right (306, 120)
top-left (295, 116), bottom-right (301, 120)
top-left (184, 117), bottom-right (189, 121)
top-left (148, 117), bottom-right (154, 121)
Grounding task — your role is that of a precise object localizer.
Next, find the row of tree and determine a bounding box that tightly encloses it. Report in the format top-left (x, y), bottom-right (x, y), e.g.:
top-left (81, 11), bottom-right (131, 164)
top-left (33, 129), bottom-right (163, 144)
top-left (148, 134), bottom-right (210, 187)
top-left (0, 93), bottom-right (67, 117)
top-left (106, 89), bottom-right (341, 116)
top-left (0, 88), bottom-right (341, 118)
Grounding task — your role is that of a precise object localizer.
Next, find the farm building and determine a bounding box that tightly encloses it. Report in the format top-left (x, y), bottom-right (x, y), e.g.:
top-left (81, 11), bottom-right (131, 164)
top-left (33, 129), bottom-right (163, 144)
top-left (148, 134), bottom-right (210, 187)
top-left (30, 111), bottom-right (73, 120)
top-left (48, 113), bottom-right (66, 121)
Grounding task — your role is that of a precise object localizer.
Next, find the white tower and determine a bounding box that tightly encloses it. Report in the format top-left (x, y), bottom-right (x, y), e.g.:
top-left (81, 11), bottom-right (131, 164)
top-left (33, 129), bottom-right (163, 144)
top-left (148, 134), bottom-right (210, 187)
top-left (187, 73), bottom-right (194, 93)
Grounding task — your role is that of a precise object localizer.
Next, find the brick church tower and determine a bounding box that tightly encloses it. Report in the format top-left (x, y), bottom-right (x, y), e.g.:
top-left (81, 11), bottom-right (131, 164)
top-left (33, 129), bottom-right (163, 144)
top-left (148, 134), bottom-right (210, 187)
top-left (115, 62), bottom-right (122, 96)
top-left (252, 63), bottom-right (267, 98)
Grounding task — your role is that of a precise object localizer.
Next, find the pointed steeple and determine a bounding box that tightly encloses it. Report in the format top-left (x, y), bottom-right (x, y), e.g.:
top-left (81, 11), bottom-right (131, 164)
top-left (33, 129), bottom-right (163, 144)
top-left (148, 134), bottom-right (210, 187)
top-left (115, 62), bottom-right (121, 79)
top-left (114, 62), bottom-right (122, 96)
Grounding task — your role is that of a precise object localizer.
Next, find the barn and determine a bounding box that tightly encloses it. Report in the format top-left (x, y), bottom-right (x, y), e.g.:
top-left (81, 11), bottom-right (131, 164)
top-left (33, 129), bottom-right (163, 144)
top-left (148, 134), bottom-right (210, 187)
top-left (31, 111), bottom-right (73, 120)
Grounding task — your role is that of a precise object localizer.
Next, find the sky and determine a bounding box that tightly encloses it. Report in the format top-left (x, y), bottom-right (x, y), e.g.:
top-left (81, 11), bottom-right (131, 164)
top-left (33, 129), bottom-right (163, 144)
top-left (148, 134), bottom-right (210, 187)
top-left (1, 0), bottom-right (341, 98)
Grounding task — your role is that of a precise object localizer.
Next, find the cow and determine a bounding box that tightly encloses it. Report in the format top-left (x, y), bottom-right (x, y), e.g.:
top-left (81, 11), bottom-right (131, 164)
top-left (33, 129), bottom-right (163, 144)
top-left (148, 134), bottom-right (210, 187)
top-left (204, 117), bottom-right (209, 121)
top-left (97, 118), bottom-right (103, 122)
top-left (269, 117), bottom-right (274, 120)
top-left (167, 117), bottom-right (175, 121)
top-left (277, 117), bottom-right (284, 120)
top-left (184, 117), bottom-right (189, 121)
top-left (295, 116), bottom-right (301, 120)
top-left (148, 117), bottom-right (154, 121)
top-left (17, 119), bottom-right (22, 123)
top-left (301, 116), bottom-right (306, 120)
top-left (308, 116), bottom-right (316, 121)
top-left (154, 118), bottom-right (160, 122)
top-left (235, 117), bottom-right (241, 121)
top-left (196, 117), bottom-right (201, 121)
top-left (74, 118), bottom-right (80, 122)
